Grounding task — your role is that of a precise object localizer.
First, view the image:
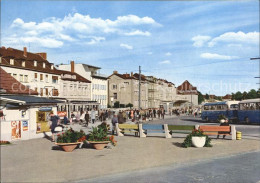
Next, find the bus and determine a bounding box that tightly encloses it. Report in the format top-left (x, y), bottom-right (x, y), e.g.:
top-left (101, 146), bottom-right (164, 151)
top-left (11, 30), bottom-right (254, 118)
top-left (201, 101), bottom-right (239, 122)
top-left (238, 99), bottom-right (260, 124)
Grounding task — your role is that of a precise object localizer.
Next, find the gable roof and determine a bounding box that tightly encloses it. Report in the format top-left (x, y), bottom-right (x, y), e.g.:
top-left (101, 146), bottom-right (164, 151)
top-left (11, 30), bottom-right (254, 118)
top-left (0, 47), bottom-right (91, 83)
top-left (177, 80), bottom-right (198, 94)
top-left (0, 67), bottom-right (38, 95)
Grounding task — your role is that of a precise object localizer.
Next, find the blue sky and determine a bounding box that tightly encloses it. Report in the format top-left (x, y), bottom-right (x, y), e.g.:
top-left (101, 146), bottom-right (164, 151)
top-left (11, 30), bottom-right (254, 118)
top-left (1, 0), bottom-right (259, 96)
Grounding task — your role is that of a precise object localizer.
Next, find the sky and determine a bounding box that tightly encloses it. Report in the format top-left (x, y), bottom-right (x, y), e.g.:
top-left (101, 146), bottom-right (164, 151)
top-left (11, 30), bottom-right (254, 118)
top-left (1, 0), bottom-right (259, 96)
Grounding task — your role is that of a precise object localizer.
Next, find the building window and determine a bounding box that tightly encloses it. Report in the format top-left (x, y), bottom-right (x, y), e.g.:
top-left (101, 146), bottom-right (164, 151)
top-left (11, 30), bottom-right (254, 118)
top-left (24, 75), bottom-right (28, 83)
top-left (34, 73), bottom-right (37, 80)
top-left (40, 74), bottom-right (43, 81)
top-left (22, 61), bottom-right (25, 67)
top-left (13, 74), bottom-right (17, 80)
top-left (43, 62), bottom-right (46, 68)
top-left (52, 89), bottom-right (59, 96)
top-left (40, 88), bottom-right (43, 96)
top-left (34, 61), bottom-right (37, 67)
top-left (51, 64), bottom-right (54, 70)
top-left (35, 87), bottom-right (38, 93)
top-left (45, 75), bottom-right (49, 82)
top-left (113, 85), bottom-right (117, 90)
top-left (19, 74), bottom-right (23, 82)
top-left (113, 93), bottom-right (117, 99)
top-left (10, 59), bottom-right (14, 65)
top-left (45, 88), bottom-right (48, 96)
top-left (52, 76), bottom-right (58, 84)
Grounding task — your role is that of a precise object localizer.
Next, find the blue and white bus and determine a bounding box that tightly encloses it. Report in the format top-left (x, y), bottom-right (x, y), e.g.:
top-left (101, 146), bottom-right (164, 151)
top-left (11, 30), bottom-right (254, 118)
top-left (238, 99), bottom-right (260, 124)
top-left (201, 101), bottom-right (239, 122)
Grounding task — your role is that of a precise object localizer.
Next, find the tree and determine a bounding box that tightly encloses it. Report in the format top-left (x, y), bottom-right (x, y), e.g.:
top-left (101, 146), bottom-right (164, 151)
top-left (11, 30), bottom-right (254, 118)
top-left (242, 91), bottom-right (247, 100)
top-left (113, 101), bottom-right (120, 108)
top-left (107, 104), bottom-right (111, 108)
top-left (205, 93), bottom-right (209, 100)
top-left (198, 92), bottom-right (204, 104)
top-left (119, 104), bottom-right (126, 108)
top-left (247, 89), bottom-right (257, 99)
top-left (234, 91), bottom-right (243, 101)
top-left (126, 103), bottom-right (133, 108)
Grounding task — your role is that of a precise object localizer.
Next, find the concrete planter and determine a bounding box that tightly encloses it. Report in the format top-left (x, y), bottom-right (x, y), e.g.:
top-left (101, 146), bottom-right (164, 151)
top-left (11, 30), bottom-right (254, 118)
top-left (88, 141), bottom-right (110, 150)
top-left (55, 142), bottom-right (80, 152)
top-left (192, 136), bottom-right (206, 148)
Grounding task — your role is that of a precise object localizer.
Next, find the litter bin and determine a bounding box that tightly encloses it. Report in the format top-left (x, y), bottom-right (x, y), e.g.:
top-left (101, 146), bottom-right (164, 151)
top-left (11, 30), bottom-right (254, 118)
top-left (236, 131), bottom-right (242, 140)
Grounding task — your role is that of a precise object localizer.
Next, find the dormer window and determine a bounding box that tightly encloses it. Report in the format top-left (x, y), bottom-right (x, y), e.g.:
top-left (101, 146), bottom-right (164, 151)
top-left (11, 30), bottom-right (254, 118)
top-left (51, 64), bottom-right (54, 70)
top-left (22, 61), bottom-right (25, 67)
top-left (10, 59), bottom-right (14, 65)
top-left (0, 57), bottom-right (2, 63)
top-left (34, 61), bottom-right (37, 67)
top-left (43, 62), bottom-right (46, 68)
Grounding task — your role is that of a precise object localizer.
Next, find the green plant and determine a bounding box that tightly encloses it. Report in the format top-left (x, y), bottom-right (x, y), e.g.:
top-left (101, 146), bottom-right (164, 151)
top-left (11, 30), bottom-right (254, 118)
top-left (218, 114), bottom-right (227, 121)
top-left (126, 103), bottom-right (133, 108)
top-left (182, 129), bottom-right (212, 148)
top-left (56, 128), bottom-right (86, 143)
top-left (113, 101), bottom-right (120, 108)
top-left (87, 124), bottom-right (116, 146)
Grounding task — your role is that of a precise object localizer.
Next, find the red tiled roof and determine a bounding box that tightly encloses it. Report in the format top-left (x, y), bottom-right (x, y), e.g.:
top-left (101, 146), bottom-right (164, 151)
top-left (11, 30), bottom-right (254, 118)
top-left (0, 67), bottom-right (38, 95)
top-left (109, 73), bottom-right (137, 80)
top-left (0, 47), bottom-right (91, 83)
top-left (177, 80), bottom-right (198, 94)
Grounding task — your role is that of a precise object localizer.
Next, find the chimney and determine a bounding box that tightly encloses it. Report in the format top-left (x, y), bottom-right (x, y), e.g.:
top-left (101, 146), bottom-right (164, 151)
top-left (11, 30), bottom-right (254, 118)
top-left (23, 47), bottom-right (27, 57)
top-left (131, 72), bottom-right (133, 77)
top-left (71, 61), bottom-right (75, 73)
top-left (113, 70), bottom-right (118, 74)
top-left (36, 52), bottom-right (47, 60)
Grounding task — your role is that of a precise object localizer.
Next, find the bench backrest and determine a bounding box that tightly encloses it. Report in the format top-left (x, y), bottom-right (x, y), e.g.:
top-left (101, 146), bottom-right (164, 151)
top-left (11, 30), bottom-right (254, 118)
top-left (168, 125), bottom-right (195, 131)
top-left (199, 126), bottom-right (231, 132)
top-left (118, 124), bottom-right (138, 130)
top-left (142, 124), bottom-right (164, 130)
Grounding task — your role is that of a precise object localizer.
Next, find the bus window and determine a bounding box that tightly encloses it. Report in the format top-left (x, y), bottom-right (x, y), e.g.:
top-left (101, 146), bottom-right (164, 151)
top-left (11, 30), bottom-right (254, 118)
top-left (249, 103), bottom-right (256, 110)
top-left (230, 104), bottom-right (238, 110)
top-left (204, 106), bottom-right (209, 110)
top-left (217, 105), bottom-right (222, 110)
top-left (256, 103), bottom-right (260, 110)
top-left (210, 105), bottom-right (216, 110)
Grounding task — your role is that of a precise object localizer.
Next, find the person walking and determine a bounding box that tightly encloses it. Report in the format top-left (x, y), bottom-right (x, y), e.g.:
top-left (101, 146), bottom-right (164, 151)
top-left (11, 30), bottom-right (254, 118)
top-left (50, 111), bottom-right (59, 142)
top-left (91, 109), bottom-right (96, 124)
top-left (84, 110), bottom-right (90, 127)
top-left (118, 111), bottom-right (124, 124)
top-left (111, 114), bottom-right (118, 135)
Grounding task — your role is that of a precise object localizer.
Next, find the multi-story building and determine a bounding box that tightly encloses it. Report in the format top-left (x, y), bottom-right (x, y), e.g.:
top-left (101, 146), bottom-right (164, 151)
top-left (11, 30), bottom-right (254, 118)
top-left (146, 76), bottom-right (160, 108)
top-left (108, 71), bottom-right (148, 109)
top-left (176, 80), bottom-right (198, 107)
top-left (58, 62), bottom-right (108, 109)
top-left (0, 47), bottom-right (94, 117)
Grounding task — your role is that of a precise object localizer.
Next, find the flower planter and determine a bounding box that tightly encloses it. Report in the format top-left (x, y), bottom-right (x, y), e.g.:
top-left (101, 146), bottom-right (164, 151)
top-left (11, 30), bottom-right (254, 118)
top-left (192, 136), bottom-right (206, 148)
top-left (55, 142), bottom-right (80, 152)
top-left (88, 141), bottom-right (110, 150)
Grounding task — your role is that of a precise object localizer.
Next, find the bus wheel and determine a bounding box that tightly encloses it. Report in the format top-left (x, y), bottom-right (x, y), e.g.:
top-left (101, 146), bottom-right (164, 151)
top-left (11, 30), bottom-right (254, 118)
top-left (245, 117), bottom-right (250, 124)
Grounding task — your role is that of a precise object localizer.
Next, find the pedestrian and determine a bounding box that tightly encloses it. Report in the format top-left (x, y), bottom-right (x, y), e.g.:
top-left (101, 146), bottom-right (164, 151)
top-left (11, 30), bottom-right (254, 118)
top-left (70, 112), bottom-right (75, 125)
top-left (217, 119), bottom-right (230, 139)
top-left (91, 109), bottom-right (96, 124)
top-left (162, 108), bottom-right (165, 119)
top-left (84, 110), bottom-right (90, 127)
top-left (50, 111), bottom-right (59, 142)
top-left (111, 114), bottom-right (118, 135)
top-left (118, 111), bottom-right (124, 124)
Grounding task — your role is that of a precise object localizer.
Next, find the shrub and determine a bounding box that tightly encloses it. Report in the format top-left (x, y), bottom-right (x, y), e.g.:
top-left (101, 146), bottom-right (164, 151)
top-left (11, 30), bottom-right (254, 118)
top-left (56, 128), bottom-right (86, 143)
top-left (182, 129), bottom-right (212, 148)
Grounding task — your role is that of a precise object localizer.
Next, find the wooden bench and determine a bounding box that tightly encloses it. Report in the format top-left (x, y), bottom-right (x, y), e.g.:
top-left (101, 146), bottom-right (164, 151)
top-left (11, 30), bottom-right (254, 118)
top-left (142, 124), bottom-right (171, 138)
top-left (199, 125), bottom-right (236, 140)
top-left (168, 125), bottom-right (195, 135)
top-left (118, 124), bottom-right (139, 136)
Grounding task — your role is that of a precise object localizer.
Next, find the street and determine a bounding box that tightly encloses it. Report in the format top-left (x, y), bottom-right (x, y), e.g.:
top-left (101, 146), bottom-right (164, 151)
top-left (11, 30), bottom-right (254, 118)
top-left (78, 150), bottom-right (260, 183)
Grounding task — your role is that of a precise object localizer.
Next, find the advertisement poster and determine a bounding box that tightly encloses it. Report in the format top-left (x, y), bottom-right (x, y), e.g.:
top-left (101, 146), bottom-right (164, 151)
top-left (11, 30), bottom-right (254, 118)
top-left (23, 121), bottom-right (28, 131)
top-left (57, 111), bottom-right (67, 119)
top-left (11, 121), bottom-right (21, 139)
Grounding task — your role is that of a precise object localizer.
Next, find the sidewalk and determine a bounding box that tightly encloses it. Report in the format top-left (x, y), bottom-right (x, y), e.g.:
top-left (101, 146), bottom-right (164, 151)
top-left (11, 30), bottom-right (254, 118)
top-left (1, 134), bottom-right (260, 182)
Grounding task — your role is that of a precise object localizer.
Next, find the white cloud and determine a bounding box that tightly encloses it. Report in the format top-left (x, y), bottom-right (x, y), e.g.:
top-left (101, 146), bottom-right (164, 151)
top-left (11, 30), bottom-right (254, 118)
top-left (86, 36), bottom-right (105, 45)
top-left (120, 43), bottom-right (133, 50)
top-left (165, 52), bottom-right (172, 56)
top-left (159, 60), bottom-right (171, 64)
top-left (191, 35), bottom-right (211, 47)
top-left (208, 31), bottom-right (259, 47)
top-left (124, 30), bottom-right (151, 36)
top-left (6, 13), bottom-right (159, 48)
top-left (200, 53), bottom-right (239, 60)
top-left (147, 52), bottom-right (153, 55)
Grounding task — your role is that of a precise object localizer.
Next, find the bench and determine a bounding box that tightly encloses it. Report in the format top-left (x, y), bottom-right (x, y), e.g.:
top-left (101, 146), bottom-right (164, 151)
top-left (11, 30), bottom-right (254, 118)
top-left (118, 124), bottom-right (139, 137)
top-left (168, 125), bottom-right (195, 135)
top-left (141, 124), bottom-right (171, 138)
top-left (199, 125), bottom-right (236, 140)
